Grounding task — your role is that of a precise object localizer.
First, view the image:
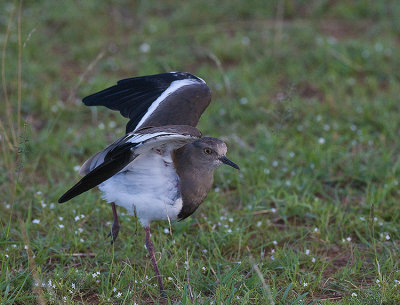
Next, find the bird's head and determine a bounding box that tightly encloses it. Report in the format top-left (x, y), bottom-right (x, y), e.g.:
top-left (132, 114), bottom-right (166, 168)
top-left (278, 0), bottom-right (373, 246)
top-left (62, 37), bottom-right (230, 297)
top-left (191, 137), bottom-right (240, 170)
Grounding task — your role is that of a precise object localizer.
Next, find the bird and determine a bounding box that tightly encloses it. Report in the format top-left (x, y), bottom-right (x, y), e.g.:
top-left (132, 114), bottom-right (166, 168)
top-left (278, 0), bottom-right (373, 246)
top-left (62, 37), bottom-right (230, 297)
top-left (58, 72), bottom-right (239, 295)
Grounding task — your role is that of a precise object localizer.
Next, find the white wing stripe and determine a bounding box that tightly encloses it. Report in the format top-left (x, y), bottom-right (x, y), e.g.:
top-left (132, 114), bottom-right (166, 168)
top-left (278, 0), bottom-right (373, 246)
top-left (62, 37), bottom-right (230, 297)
top-left (126, 132), bottom-right (178, 144)
top-left (134, 79), bottom-right (202, 131)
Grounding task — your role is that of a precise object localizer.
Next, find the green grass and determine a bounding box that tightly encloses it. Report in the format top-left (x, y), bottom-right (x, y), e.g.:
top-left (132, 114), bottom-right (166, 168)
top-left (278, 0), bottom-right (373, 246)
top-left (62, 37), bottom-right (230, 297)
top-left (1, 1), bottom-right (400, 304)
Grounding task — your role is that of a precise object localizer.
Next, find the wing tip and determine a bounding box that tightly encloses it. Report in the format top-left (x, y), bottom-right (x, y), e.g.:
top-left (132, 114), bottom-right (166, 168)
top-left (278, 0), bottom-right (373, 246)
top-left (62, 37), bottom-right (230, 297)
top-left (58, 193), bottom-right (70, 203)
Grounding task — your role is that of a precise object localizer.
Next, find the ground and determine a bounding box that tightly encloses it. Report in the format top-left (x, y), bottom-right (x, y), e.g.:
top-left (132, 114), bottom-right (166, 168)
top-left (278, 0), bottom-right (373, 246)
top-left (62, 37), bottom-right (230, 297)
top-left (1, 1), bottom-right (400, 304)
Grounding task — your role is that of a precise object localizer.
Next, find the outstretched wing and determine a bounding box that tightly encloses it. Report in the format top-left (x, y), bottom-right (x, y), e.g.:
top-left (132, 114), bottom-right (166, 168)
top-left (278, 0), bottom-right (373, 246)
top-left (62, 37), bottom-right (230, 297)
top-left (82, 72), bottom-right (211, 133)
top-left (58, 125), bottom-right (201, 203)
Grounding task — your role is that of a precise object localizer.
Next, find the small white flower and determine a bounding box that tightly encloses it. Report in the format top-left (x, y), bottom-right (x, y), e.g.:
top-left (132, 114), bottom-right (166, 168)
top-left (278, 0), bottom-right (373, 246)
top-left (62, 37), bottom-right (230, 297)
top-left (314, 227), bottom-right (319, 232)
top-left (32, 219), bottom-right (40, 224)
top-left (312, 257), bottom-right (316, 263)
top-left (202, 249), bottom-right (207, 253)
top-left (227, 229), bottom-right (232, 233)
top-left (305, 249), bottom-right (310, 255)
top-left (229, 218), bottom-right (233, 222)
top-left (303, 282), bottom-right (308, 287)
top-left (72, 283), bottom-right (76, 289)
top-left (78, 228), bottom-right (83, 233)
top-left (5, 254), bottom-right (9, 258)
top-left (271, 208), bottom-right (277, 213)
top-left (351, 292), bottom-right (357, 297)
top-left (49, 203), bottom-right (55, 209)
top-left (113, 287), bottom-right (117, 292)
top-left (73, 165), bottom-right (80, 172)
top-left (271, 249), bottom-right (275, 253)
top-left (116, 292), bottom-right (122, 298)
top-left (59, 224), bottom-right (64, 229)
top-left (270, 255), bottom-right (275, 260)
top-left (167, 277), bottom-right (173, 281)
top-left (6, 204), bottom-right (11, 209)
top-left (98, 123), bottom-right (105, 130)
top-left (256, 221), bottom-right (262, 227)
top-left (80, 238), bottom-right (84, 242)
top-left (241, 36), bottom-right (250, 46)
top-left (318, 137), bottom-right (325, 144)
top-left (385, 234), bottom-right (390, 240)
top-left (272, 240), bottom-right (278, 245)
top-left (239, 97), bottom-right (248, 105)
top-left (289, 152), bottom-right (295, 158)
top-left (359, 216), bottom-right (365, 221)
top-left (24, 245), bottom-right (28, 250)
top-left (376, 279), bottom-right (380, 284)
top-left (163, 228), bottom-right (169, 234)
top-left (139, 43), bottom-right (150, 53)
top-left (74, 216), bottom-right (80, 222)
top-left (346, 237), bottom-right (351, 242)
top-left (272, 160), bottom-right (278, 167)
top-left (59, 217), bottom-right (63, 221)
top-left (202, 266), bottom-right (206, 271)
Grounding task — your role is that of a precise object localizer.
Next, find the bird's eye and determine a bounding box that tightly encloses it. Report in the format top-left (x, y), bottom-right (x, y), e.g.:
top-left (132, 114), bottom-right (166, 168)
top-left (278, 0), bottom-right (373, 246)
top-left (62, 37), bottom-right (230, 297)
top-left (204, 148), bottom-right (212, 155)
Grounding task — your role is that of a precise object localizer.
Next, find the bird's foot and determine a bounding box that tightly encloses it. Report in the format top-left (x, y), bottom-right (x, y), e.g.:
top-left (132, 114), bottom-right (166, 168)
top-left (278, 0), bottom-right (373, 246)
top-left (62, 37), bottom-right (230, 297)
top-left (107, 222), bottom-right (120, 244)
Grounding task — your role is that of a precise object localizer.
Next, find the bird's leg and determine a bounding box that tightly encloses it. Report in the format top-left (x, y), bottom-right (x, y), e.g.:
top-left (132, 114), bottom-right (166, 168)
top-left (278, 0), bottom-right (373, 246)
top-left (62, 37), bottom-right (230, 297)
top-left (145, 226), bottom-right (165, 295)
top-left (107, 202), bottom-right (120, 244)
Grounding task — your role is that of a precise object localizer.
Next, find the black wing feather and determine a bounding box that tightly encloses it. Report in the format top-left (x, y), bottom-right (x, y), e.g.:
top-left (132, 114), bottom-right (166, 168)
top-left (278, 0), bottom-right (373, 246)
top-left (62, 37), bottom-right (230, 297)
top-left (58, 142), bottom-right (136, 203)
top-left (82, 72), bottom-right (207, 133)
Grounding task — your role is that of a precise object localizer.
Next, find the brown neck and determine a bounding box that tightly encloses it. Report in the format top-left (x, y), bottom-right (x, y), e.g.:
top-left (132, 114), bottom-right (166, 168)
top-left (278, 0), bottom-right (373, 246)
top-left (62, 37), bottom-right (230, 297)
top-left (172, 145), bottom-right (215, 220)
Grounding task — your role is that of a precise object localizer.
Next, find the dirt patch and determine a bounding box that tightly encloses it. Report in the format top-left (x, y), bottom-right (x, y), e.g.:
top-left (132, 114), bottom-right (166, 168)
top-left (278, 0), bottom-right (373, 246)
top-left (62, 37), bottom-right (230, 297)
top-left (297, 82), bottom-right (325, 102)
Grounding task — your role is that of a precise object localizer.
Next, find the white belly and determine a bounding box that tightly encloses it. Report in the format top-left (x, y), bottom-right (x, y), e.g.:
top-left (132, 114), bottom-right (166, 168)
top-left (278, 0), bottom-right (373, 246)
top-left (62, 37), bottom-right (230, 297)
top-left (98, 151), bottom-right (182, 226)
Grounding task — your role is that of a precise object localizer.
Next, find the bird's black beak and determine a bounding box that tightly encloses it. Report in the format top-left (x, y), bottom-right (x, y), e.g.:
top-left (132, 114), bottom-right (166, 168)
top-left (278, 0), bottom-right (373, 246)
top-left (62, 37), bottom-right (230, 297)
top-left (220, 156), bottom-right (240, 170)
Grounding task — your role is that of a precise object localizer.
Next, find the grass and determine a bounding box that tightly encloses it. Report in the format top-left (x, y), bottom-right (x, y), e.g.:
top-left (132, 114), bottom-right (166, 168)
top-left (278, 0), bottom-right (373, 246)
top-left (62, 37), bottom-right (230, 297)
top-left (1, 0), bottom-right (400, 304)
